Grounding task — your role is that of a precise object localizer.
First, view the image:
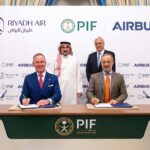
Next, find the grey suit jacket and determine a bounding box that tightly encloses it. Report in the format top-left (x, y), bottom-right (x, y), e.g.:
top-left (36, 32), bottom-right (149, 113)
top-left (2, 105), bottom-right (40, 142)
top-left (86, 72), bottom-right (128, 103)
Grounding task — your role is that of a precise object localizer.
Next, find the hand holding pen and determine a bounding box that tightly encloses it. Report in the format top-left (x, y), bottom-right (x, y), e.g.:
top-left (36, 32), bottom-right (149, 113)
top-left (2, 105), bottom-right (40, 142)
top-left (22, 94), bottom-right (30, 106)
top-left (91, 96), bottom-right (99, 105)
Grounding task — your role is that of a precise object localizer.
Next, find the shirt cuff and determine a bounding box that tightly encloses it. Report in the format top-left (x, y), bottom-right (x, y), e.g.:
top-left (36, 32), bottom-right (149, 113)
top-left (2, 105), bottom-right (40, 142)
top-left (48, 98), bottom-right (53, 104)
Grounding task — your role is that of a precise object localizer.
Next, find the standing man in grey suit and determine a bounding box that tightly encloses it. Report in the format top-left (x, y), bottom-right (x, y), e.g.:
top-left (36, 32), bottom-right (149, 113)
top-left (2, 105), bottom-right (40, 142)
top-left (86, 53), bottom-right (128, 105)
top-left (86, 36), bottom-right (116, 82)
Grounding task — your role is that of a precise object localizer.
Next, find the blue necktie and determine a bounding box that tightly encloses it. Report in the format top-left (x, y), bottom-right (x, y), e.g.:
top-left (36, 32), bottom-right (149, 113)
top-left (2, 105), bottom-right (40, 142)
top-left (97, 52), bottom-right (101, 68)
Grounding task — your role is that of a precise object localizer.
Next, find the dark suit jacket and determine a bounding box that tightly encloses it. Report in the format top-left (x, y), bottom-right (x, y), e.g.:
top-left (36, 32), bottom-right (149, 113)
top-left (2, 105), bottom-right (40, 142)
top-left (86, 50), bottom-right (116, 81)
top-left (86, 72), bottom-right (128, 103)
top-left (20, 72), bottom-right (61, 104)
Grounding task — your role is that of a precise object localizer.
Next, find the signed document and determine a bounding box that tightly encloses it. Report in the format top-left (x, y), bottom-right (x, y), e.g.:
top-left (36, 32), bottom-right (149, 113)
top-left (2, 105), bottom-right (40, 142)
top-left (18, 104), bottom-right (38, 109)
top-left (94, 103), bottom-right (112, 108)
top-left (94, 103), bottom-right (135, 108)
top-left (18, 104), bottom-right (59, 109)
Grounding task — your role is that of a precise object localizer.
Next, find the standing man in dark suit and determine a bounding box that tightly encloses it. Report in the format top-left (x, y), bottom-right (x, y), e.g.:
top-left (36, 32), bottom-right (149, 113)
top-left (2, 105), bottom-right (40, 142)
top-left (86, 53), bottom-right (127, 105)
top-left (86, 36), bottom-right (116, 82)
top-left (20, 53), bottom-right (61, 106)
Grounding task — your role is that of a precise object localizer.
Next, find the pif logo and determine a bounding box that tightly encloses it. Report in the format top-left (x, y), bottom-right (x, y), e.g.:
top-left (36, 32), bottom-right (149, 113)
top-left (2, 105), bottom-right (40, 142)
top-left (76, 119), bottom-right (96, 135)
top-left (61, 19), bottom-right (97, 33)
top-left (55, 117), bottom-right (74, 136)
top-left (77, 119), bottom-right (96, 129)
top-left (61, 19), bottom-right (75, 33)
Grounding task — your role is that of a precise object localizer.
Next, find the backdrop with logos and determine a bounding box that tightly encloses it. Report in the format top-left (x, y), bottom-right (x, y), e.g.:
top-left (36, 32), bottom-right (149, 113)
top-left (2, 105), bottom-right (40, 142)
top-left (0, 6), bottom-right (150, 104)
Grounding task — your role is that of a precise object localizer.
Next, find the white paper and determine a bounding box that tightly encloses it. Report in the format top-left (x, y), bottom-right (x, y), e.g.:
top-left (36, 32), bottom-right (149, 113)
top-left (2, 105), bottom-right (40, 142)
top-left (94, 103), bottom-right (112, 108)
top-left (19, 104), bottom-right (38, 109)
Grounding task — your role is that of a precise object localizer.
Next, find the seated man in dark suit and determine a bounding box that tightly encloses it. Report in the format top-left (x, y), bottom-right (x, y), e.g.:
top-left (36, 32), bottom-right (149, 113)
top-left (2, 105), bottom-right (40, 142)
top-left (20, 53), bottom-right (61, 106)
top-left (86, 36), bottom-right (116, 82)
top-left (86, 53), bottom-right (127, 105)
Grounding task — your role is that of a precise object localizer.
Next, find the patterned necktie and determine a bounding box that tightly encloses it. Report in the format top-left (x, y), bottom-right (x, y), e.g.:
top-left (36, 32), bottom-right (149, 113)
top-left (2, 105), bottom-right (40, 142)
top-left (97, 52), bottom-right (101, 68)
top-left (39, 74), bottom-right (43, 89)
top-left (104, 74), bottom-right (110, 103)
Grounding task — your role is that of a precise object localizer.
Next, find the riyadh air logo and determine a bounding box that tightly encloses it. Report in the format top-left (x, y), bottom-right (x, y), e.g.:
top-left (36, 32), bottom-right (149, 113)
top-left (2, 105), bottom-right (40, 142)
top-left (61, 19), bottom-right (75, 33)
top-left (0, 17), bottom-right (4, 35)
top-left (55, 117), bottom-right (74, 136)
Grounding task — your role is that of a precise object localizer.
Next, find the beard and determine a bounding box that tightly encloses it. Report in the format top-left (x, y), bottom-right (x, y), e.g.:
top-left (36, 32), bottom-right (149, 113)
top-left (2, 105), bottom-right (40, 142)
top-left (62, 51), bottom-right (69, 56)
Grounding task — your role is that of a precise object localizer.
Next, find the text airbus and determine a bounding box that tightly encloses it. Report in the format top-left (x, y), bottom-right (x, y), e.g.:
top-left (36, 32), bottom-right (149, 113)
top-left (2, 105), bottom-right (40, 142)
top-left (134, 63), bottom-right (150, 67)
top-left (112, 21), bottom-right (150, 31)
top-left (134, 85), bottom-right (150, 88)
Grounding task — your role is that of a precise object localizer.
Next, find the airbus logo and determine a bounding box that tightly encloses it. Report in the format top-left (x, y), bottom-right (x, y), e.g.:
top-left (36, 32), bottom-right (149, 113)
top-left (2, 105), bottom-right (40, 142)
top-left (134, 63), bottom-right (150, 67)
top-left (134, 85), bottom-right (150, 88)
top-left (112, 21), bottom-right (150, 31)
top-left (18, 63), bottom-right (33, 67)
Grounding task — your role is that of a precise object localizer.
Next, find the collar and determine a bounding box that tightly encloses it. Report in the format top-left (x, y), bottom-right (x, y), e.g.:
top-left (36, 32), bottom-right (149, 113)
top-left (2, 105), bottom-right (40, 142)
top-left (97, 49), bottom-right (105, 54)
top-left (103, 70), bottom-right (112, 75)
top-left (37, 71), bottom-right (46, 77)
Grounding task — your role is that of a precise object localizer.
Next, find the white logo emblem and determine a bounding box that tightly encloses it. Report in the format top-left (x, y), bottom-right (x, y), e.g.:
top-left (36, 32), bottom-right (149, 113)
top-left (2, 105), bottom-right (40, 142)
top-left (55, 117), bottom-right (74, 136)
top-left (61, 19), bottom-right (75, 33)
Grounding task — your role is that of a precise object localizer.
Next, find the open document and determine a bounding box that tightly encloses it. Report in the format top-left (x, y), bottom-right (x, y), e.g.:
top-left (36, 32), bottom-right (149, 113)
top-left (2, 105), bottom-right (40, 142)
top-left (94, 103), bottom-right (135, 108)
top-left (19, 104), bottom-right (38, 109)
top-left (18, 104), bottom-right (59, 109)
top-left (95, 103), bottom-right (112, 108)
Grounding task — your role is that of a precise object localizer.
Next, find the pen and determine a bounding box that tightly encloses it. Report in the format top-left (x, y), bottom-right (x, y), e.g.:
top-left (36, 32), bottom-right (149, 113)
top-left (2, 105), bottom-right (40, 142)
top-left (22, 94), bottom-right (28, 99)
top-left (22, 94), bottom-right (30, 101)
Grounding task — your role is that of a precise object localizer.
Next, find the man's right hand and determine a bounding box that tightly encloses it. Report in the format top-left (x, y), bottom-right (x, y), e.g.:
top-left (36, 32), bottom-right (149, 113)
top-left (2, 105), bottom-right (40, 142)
top-left (91, 97), bottom-right (99, 105)
top-left (22, 98), bottom-right (30, 106)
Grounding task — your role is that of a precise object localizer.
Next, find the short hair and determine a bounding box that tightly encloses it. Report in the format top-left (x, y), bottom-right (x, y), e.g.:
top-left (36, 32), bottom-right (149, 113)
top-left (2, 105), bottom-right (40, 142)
top-left (94, 36), bottom-right (105, 44)
top-left (33, 53), bottom-right (45, 60)
top-left (101, 53), bottom-right (114, 62)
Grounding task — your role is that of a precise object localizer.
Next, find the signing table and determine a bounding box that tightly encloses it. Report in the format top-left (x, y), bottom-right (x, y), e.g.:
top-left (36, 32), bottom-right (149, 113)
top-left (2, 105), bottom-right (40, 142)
top-left (0, 104), bottom-right (150, 139)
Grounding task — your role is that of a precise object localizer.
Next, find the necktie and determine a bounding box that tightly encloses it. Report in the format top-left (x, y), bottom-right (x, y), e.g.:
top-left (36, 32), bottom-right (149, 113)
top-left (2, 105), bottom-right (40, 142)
top-left (104, 74), bottom-right (110, 103)
top-left (39, 75), bottom-right (43, 89)
top-left (97, 52), bottom-right (101, 68)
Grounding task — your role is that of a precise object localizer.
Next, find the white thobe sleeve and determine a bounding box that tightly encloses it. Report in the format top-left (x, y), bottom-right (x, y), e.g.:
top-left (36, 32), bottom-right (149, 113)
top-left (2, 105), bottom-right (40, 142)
top-left (76, 60), bottom-right (83, 93)
top-left (49, 59), bottom-right (56, 74)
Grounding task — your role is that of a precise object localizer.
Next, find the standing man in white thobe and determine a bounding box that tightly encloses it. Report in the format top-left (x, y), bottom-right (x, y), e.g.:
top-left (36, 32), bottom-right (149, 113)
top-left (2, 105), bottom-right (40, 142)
top-left (50, 41), bottom-right (83, 104)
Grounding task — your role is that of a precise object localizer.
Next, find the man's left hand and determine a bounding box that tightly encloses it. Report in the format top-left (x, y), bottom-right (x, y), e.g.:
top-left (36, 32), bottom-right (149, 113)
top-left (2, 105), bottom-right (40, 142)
top-left (109, 99), bottom-right (118, 105)
top-left (36, 99), bottom-right (49, 106)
